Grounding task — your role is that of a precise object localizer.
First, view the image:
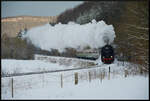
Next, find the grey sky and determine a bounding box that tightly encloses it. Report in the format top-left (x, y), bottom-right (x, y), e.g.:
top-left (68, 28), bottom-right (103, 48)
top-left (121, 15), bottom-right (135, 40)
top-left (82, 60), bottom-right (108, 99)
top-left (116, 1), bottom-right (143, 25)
top-left (2, 1), bottom-right (83, 18)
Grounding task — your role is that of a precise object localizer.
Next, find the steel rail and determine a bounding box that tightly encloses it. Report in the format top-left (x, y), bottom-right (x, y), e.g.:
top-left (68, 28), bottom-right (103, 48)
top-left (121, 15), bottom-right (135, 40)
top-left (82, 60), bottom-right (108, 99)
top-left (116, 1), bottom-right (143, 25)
top-left (2, 64), bottom-right (105, 78)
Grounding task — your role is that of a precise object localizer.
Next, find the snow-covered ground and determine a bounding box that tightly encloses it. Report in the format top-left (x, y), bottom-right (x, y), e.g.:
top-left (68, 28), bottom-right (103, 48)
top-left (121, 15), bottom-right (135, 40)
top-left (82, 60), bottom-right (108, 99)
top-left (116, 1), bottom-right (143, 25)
top-left (1, 57), bottom-right (149, 100)
top-left (2, 55), bottom-right (96, 75)
top-left (2, 72), bottom-right (149, 100)
top-left (1, 55), bottom-right (130, 76)
top-left (13, 76), bottom-right (147, 100)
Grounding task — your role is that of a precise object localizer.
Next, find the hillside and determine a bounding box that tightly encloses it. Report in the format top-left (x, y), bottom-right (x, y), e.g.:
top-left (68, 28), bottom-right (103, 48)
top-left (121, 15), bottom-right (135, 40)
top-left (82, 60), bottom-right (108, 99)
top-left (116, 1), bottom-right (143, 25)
top-left (56, 1), bottom-right (149, 70)
top-left (1, 16), bottom-right (58, 37)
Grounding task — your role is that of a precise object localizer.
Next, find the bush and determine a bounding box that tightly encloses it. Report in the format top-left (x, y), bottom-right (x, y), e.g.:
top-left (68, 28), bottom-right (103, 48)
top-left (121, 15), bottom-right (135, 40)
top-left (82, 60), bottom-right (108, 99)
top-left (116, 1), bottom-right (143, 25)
top-left (61, 48), bottom-right (77, 57)
top-left (1, 34), bottom-right (36, 59)
top-left (1, 34), bottom-right (78, 59)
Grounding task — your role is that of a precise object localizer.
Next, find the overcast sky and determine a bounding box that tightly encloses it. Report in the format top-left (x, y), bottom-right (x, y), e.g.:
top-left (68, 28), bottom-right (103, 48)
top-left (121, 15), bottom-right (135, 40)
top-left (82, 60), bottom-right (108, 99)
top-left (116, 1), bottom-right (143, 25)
top-left (2, 1), bottom-right (83, 18)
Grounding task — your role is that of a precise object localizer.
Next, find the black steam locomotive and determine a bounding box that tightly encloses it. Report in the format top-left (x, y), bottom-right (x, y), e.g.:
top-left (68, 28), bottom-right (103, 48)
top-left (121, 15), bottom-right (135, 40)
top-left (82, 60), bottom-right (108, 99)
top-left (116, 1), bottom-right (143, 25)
top-left (101, 45), bottom-right (114, 64)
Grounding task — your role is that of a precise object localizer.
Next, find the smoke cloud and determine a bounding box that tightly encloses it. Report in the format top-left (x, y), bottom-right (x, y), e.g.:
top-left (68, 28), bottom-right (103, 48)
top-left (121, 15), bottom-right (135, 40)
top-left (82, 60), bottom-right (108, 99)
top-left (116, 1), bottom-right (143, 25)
top-left (22, 19), bottom-right (116, 52)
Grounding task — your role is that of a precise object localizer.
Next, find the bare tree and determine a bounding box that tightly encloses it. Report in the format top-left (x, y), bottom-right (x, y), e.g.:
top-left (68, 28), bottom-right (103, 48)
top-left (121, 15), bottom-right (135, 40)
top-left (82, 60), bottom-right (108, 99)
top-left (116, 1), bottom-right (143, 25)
top-left (115, 1), bottom-right (149, 71)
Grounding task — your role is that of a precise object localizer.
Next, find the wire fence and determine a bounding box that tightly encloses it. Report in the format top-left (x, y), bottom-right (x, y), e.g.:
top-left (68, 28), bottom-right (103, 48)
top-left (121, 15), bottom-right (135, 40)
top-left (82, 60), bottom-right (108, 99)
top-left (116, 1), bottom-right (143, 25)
top-left (2, 63), bottom-right (148, 98)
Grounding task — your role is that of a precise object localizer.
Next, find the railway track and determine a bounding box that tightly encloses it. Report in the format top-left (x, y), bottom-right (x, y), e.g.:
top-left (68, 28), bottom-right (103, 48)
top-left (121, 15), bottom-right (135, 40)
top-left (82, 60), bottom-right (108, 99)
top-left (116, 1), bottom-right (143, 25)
top-left (2, 64), bottom-right (106, 78)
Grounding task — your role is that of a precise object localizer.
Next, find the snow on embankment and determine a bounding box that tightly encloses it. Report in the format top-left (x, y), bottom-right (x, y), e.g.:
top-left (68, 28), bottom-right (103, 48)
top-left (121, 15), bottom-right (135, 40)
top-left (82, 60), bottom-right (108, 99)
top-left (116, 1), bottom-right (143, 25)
top-left (22, 19), bottom-right (115, 52)
top-left (34, 54), bottom-right (95, 67)
top-left (1, 57), bottom-right (96, 75)
top-left (1, 59), bottom-right (64, 75)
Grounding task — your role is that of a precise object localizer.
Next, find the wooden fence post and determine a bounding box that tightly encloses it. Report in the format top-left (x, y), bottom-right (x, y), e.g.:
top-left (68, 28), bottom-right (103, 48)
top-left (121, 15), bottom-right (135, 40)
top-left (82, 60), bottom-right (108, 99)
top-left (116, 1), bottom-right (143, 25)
top-left (75, 72), bottom-right (78, 85)
top-left (124, 69), bottom-right (128, 78)
top-left (123, 55), bottom-right (124, 66)
top-left (61, 74), bottom-right (63, 88)
top-left (11, 78), bottom-right (14, 98)
top-left (94, 70), bottom-right (97, 79)
top-left (140, 67), bottom-right (143, 75)
top-left (88, 71), bottom-right (91, 83)
top-left (108, 67), bottom-right (110, 80)
top-left (43, 74), bottom-right (45, 88)
top-left (100, 71), bottom-right (102, 83)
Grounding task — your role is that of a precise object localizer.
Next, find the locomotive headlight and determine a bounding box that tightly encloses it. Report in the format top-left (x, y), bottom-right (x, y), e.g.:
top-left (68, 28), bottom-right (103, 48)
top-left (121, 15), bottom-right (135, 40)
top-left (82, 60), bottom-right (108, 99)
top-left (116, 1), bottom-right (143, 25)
top-left (110, 56), bottom-right (113, 58)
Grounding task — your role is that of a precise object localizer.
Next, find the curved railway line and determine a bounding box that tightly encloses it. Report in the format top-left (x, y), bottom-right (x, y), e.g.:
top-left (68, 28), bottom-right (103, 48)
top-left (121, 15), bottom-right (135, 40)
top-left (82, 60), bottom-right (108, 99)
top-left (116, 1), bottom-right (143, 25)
top-left (2, 63), bottom-right (108, 78)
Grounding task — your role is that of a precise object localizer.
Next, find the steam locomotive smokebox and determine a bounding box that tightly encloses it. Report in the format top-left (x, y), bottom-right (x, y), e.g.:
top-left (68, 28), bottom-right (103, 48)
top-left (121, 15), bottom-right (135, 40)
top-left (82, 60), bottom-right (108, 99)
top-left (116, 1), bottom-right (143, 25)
top-left (101, 45), bottom-right (114, 64)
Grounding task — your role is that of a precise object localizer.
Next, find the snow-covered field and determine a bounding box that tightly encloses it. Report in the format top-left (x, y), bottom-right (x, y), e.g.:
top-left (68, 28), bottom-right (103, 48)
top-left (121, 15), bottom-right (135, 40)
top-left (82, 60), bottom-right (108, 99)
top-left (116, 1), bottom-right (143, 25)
top-left (2, 55), bottom-right (96, 75)
top-left (12, 76), bottom-right (147, 100)
top-left (2, 72), bottom-right (149, 100)
top-left (1, 57), bottom-right (149, 100)
top-left (1, 54), bottom-right (132, 76)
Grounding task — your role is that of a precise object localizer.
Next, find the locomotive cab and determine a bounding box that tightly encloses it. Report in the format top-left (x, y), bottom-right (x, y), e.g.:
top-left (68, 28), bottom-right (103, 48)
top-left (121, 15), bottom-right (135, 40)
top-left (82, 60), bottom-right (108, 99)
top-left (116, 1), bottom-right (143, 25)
top-left (101, 45), bottom-right (114, 64)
